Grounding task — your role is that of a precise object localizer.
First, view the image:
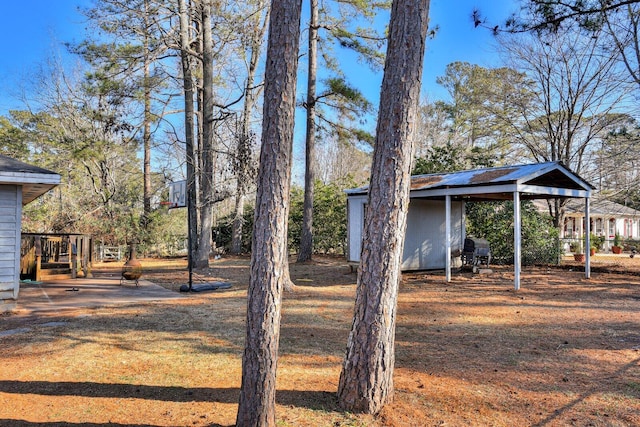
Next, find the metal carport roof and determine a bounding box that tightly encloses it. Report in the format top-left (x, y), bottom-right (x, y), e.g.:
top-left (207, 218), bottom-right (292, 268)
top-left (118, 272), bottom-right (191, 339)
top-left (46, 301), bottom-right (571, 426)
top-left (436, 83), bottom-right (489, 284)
top-left (346, 161), bottom-right (594, 200)
top-left (346, 161), bottom-right (595, 289)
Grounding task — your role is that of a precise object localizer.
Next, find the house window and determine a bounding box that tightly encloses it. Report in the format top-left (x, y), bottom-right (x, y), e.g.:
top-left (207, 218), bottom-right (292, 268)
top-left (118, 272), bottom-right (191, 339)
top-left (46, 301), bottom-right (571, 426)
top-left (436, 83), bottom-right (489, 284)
top-left (565, 217), bottom-right (578, 238)
top-left (624, 219), bottom-right (633, 238)
top-left (609, 219), bottom-right (616, 238)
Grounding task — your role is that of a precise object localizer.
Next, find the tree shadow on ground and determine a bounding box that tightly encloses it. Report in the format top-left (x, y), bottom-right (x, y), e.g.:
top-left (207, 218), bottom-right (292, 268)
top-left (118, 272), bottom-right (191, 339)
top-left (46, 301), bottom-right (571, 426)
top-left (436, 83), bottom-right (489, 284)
top-left (0, 421), bottom-right (230, 427)
top-left (0, 379), bottom-right (338, 411)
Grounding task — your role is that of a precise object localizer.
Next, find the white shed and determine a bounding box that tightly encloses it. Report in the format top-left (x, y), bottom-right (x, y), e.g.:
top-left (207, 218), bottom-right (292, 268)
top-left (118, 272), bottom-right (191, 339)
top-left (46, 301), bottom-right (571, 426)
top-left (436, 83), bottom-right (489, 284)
top-left (347, 195), bottom-right (464, 270)
top-left (346, 162), bottom-right (594, 289)
top-left (0, 155), bottom-right (60, 311)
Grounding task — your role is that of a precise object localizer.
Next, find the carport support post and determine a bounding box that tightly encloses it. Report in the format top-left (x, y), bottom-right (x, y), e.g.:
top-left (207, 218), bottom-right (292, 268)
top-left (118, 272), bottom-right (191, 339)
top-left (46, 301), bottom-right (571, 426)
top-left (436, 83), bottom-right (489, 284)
top-left (445, 194), bottom-right (451, 282)
top-left (513, 191), bottom-right (521, 291)
top-left (585, 197), bottom-right (591, 279)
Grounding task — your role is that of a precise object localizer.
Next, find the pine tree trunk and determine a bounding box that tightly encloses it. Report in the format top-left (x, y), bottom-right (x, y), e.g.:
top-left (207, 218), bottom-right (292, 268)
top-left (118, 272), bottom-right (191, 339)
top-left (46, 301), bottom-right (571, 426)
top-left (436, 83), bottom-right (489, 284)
top-left (195, 0), bottom-right (215, 269)
top-left (178, 0), bottom-right (198, 277)
top-left (235, 0), bottom-right (302, 424)
top-left (297, 0), bottom-right (319, 263)
top-left (337, 0), bottom-right (430, 415)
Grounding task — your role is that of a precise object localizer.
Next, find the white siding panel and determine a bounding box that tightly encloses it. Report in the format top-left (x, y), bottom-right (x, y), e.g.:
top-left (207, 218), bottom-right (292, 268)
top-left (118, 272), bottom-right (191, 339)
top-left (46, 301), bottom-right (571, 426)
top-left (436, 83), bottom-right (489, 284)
top-left (346, 195), bottom-right (465, 270)
top-left (0, 282), bottom-right (15, 292)
top-left (0, 229), bottom-right (17, 238)
top-left (0, 185), bottom-right (20, 300)
top-left (0, 186), bottom-right (18, 204)
top-left (346, 196), bottom-right (367, 262)
top-left (0, 251), bottom-right (16, 261)
top-left (0, 207), bottom-right (18, 216)
top-left (0, 259), bottom-right (16, 269)
top-left (0, 289), bottom-right (15, 300)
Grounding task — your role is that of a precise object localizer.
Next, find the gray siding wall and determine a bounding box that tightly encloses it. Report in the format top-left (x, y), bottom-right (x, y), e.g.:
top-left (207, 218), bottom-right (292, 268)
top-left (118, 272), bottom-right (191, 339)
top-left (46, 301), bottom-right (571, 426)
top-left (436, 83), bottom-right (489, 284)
top-left (346, 196), bottom-right (367, 262)
top-left (346, 196), bottom-right (464, 270)
top-left (401, 199), bottom-right (463, 270)
top-left (0, 185), bottom-right (21, 300)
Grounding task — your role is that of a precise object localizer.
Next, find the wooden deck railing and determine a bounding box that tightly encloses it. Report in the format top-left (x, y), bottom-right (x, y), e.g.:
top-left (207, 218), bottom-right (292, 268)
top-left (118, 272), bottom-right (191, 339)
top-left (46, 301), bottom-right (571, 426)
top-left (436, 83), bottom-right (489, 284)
top-left (20, 234), bottom-right (93, 281)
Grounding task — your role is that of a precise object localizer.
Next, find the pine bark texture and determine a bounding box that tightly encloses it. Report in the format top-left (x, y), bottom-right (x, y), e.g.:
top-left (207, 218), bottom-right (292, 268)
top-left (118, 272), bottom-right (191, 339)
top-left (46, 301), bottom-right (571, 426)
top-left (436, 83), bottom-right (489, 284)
top-left (195, 0), bottom-right (215, 269)
top-left (297, 0), bottom-right (319, 263)
top-left (177, 0), bottom-right (198, 280)
top-left (337, 0), bottom-right (430, 415)
top-left (235, 0), bottom-right (302, 425)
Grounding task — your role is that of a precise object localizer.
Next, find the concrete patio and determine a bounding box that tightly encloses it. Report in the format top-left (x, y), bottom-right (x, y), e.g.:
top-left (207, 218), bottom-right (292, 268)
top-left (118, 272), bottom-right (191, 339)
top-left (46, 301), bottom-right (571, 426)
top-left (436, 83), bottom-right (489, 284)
top-left (13, 276), bottom-right (185, 315)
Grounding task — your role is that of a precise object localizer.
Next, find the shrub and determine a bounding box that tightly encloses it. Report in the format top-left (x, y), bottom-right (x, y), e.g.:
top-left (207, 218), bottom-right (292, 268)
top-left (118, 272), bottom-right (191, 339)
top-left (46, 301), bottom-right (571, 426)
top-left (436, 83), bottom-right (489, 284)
top-left (213, 179), bottom-right (351, 255)
top-left (288, 180), bottom-right (349, 254)
top-left (213, 208), bottom-right (255, 253)
top-left (466, 200), bottom-right (562, 265)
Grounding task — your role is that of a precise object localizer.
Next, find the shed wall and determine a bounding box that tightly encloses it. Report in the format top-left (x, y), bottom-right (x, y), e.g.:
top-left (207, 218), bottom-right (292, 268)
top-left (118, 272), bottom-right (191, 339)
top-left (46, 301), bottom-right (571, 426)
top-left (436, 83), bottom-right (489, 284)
top-left (401, 199), bottom-right (463, 270)
top-left (346, 196), bottom-right (464, 270)
top-left (346, 195), bottom-right (367, 262)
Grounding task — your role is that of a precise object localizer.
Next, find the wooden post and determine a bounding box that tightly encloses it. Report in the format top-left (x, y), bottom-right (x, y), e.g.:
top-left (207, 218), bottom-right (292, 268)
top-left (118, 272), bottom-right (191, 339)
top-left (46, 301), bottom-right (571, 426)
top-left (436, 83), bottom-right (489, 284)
top-left (71, 236), bottom-right (77, 279)
top-left (34, 236), bottom-right (42, 282)
top-left (83, 236), bottom-right (92, 278)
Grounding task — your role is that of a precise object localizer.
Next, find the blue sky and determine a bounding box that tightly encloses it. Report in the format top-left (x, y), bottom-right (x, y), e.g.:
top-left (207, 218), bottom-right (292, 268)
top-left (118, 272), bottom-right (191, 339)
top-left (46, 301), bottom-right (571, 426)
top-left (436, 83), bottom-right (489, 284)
top-left (0, 0), bottom-right (517, 116)
top-left (0, 1), bottom-right (89, 114)
top-left (0, 1), bottom-right (519, 184)
top-left (423, 0), bottom-right (515, 99)
top-left (303, 0), bottom-right (517, 109)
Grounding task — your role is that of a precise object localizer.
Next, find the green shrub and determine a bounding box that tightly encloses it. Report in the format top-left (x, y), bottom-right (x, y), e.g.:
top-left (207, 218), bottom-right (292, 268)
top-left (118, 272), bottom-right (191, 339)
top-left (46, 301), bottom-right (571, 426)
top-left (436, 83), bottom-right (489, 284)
top-left (213, 179), bottom-right (351, 255)
top-left (213, 208), bottom-right (254, 253)
top-left (466, 200), bottom-right (562, 265)
top-left (288, 180), bottom-right (349, 254)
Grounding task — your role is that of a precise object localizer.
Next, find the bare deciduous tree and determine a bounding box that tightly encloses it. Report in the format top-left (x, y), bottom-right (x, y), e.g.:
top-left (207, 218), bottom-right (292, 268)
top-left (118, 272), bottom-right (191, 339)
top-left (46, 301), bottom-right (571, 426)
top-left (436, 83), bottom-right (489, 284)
top-left (501, 27), bottom-right (632, 225)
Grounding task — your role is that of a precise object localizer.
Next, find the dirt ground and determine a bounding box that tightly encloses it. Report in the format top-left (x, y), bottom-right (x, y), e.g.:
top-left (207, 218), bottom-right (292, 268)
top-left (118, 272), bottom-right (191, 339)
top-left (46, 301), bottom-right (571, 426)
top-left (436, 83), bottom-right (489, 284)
top-left (1, 254), bottom-right (639, 426)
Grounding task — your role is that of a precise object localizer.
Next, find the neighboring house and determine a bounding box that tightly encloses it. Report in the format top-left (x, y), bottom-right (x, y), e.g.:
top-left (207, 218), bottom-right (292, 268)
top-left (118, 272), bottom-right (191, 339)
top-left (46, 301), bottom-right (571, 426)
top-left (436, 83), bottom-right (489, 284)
top-left (0, 155), bottom-right (60, 311)
top-left (560, 198), bottom-right (640, 250)
top-left (346, 161), bottom-right (593, 290)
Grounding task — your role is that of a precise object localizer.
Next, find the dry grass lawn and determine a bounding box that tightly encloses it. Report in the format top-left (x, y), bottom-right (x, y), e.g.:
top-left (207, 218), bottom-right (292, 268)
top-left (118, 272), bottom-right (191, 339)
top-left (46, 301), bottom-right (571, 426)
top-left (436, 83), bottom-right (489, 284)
top-left (1, 254), bottom-right (639, 426)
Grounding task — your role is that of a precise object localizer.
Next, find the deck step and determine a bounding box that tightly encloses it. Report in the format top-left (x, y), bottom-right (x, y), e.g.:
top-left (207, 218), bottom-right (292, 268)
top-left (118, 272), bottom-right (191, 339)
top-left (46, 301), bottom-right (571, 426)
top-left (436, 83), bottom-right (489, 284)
top-left (38, 268), bottom-right (73, 281)
top-left (40, 274), bottom-right (73, 281)
top-left (41, 262), bottom-right (71, 270)
top-left (40, 268), bottom-right (72, 276)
